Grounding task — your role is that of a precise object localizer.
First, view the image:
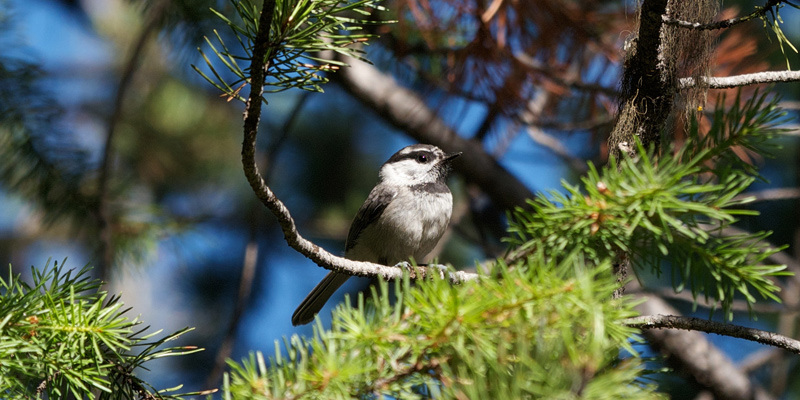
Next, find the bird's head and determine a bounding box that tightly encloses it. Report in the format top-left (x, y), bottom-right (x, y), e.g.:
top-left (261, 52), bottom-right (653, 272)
top-left (379, 144), bottom-right (461, 186)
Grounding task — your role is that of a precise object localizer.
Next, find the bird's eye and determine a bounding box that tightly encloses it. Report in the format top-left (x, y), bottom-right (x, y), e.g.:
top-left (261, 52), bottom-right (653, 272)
top-left (416, 154), bottom-right (428, 163)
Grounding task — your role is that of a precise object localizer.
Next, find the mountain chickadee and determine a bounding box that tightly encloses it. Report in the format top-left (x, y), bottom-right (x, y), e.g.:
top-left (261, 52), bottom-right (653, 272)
top-left (292, 144), bottom-right (461, 326)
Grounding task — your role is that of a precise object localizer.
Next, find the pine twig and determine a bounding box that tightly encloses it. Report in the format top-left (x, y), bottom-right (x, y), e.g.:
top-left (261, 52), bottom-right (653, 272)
top-left (625, 314), bottom-right (800, 354)
top-left (634, 293), bottom-right (767, 400)
top-left (206, 92), bottom-right (310, 387)
top-left (661, 0), bottom-right (784, 31)
top-left (240, 0), bottom-right (477, 285)
top-left (679, 70), bottom-right (800, 89)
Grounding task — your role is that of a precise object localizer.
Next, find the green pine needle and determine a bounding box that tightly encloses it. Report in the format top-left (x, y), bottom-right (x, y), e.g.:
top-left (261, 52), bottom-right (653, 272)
top-left (507, 89), bottom-right (791, 320)
top-left (194, 0), bottom-right (390, 100)
top-left (0, 259), bottom-right (203, 399)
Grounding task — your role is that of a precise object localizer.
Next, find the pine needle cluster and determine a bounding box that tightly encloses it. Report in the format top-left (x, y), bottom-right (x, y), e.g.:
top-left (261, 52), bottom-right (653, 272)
top-left (507, 90), bottom-right (789, 320)
top-left (194, 0), bottom-right (387, 100)
top-left (224, 255), bottom-right (659, 399)
top-left (0, 259), bottom-right (202, 399)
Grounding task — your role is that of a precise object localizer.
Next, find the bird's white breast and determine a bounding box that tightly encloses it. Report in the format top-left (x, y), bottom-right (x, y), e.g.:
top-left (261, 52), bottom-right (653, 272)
top-left (345, 189), bottom-right (453, 264)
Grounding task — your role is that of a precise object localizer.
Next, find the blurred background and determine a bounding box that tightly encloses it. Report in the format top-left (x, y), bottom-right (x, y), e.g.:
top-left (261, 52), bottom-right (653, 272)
top-left (0, 0), bottom-right (799, 397)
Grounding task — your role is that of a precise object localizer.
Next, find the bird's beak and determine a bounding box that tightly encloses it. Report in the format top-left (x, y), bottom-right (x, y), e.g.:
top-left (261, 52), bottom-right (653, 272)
top-left (443, 152), bottom-right (462, 163)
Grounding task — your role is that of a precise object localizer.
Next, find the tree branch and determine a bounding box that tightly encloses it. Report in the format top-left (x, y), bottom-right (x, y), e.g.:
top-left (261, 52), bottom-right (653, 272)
top-left (679, 70), bottom-right (800, 89)
top-left (633, 292), bottom-right (770, 400)
top-left (207, 92), bottom-right (311, 387)
top-left (626, 314), bottom-right (800, 354)
top-left (240, 1), bottom-right (478, 285)
top-left (661, 0), bottom-right (783, 31)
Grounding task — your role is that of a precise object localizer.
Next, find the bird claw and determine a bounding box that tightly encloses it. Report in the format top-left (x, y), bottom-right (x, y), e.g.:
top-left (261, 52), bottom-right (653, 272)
top-left (393, 261), bottom-right (413, 270)
top-left (393, 261), bottom-right (450, 278)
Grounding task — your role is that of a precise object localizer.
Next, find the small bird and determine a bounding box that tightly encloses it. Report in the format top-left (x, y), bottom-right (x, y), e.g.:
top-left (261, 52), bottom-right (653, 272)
top-left (292, 144), bottom-right (461, 326)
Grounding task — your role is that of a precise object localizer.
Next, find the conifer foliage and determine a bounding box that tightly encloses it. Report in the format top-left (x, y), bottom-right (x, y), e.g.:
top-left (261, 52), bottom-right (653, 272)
top-left (0, 260), bottom-right (202, 398)
top-left (224, 257), bottom-right (657, 399)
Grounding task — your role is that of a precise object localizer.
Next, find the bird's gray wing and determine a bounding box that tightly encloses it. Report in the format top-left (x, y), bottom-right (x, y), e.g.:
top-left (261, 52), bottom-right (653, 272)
top-left (345, 185), bottom-right (397, 253)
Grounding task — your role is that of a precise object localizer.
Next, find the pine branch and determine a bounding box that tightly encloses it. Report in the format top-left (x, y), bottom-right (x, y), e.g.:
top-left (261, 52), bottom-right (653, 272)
top-left (239, 1), bottom-right (477, 284)
top-left (679, 70), bottom-right (800, 89)
top-left (206, 92), bottom-right (308, 388)
top-left (661, 0), bottom-right (784, 31)
top-left (633, 289), bottom-right (766, 400)
top-left (626, 314), bottom-right (800, 354)
top-left (223, 256), bottom-right (659, 399)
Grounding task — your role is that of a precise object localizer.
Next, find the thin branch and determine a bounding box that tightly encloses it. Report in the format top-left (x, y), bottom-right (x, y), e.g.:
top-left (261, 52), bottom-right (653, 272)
top-left (205, 223), bottom-right (259, 388)
top-left (780, 100), bottom-right (800, 110)
top-left (240, 1), bottom-right (478, 285)
top-left (633, 291), bottom-right (770, 400)
top-left (738, 348), bottom-right (783, 373)
top-left (625, 314), bottom-right (800, 354)
top-left (629, 285), bottom-right (788, 314)
top-left (679, 70), bottom-right (800, 90)
top-left (661, 0), bottom-right (783, 31)
top-left (518, 85), bottom-right (590, 174)
top-left (265, 92), bottom-right (311, 182)
top-left (206, 92), bottom-right (310, 387)
top-left (534, 117), bottom-right (614, 132)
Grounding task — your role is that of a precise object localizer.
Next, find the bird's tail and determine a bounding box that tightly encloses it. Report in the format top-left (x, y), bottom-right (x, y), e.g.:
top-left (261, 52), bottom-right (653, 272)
top-left (292, 272), bottom-right (351, 326)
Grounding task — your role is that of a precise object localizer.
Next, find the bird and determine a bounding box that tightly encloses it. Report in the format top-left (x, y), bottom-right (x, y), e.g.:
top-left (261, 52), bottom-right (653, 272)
top-left (292, 144), bottom-right (461, 326)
